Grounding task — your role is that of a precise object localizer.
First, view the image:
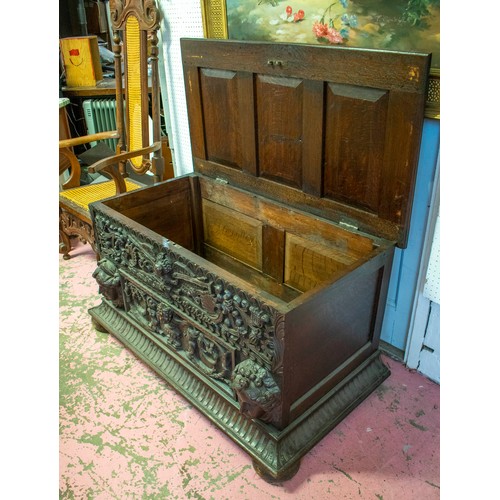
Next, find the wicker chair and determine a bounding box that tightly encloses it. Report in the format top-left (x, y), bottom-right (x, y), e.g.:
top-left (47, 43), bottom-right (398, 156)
top-left (59, 0), bottom-right (168, 260)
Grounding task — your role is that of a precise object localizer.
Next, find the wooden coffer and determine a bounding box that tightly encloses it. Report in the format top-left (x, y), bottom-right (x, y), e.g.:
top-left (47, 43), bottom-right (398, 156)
top-left (89, 39), bottom-right (430, 481)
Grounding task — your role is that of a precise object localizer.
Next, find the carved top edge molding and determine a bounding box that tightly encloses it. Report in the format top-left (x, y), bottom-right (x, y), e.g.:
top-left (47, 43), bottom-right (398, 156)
top-left (110, 0), bottom-right (160, 31)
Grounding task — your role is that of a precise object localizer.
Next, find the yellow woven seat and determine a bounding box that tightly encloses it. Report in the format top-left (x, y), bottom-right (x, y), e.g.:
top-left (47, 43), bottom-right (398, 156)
top-left (59, 178), bottom-right (143, 211)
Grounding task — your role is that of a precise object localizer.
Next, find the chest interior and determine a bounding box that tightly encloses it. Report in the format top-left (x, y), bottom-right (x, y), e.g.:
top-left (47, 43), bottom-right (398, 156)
top-left (103, 174), bottom-right (387, 305)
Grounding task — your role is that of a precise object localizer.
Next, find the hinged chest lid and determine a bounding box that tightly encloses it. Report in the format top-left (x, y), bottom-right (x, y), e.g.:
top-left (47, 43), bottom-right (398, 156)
top-left (181, 38), bottom-right (431, 247)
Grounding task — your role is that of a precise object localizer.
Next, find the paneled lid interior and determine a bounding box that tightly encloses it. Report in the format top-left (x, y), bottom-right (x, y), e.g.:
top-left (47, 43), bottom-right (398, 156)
top-left (181, 39), bottom-right (431, 247)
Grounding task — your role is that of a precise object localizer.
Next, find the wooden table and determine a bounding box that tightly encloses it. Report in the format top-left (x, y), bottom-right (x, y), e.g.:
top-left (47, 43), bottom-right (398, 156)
top-left (62, 78), bottom-right (119, 98)
top-left (61, 77), bottom-right (152, 98)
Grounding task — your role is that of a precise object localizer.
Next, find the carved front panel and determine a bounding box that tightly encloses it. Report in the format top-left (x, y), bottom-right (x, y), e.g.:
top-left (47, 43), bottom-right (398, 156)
top-left (92, 206), bottom-right (286, 425)
top-left (123, 278), bottom-right (235, 384)
top-left (92, 208), bottom-right (285, 371)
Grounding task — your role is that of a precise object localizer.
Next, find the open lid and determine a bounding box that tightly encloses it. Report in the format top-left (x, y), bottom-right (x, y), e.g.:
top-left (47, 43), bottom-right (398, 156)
top-left (181, 38), bottom-right (431, 247)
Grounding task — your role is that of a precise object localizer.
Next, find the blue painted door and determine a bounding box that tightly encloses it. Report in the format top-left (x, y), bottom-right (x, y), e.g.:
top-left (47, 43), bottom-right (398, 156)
top-left (380, 119), bottom-right (440, 352)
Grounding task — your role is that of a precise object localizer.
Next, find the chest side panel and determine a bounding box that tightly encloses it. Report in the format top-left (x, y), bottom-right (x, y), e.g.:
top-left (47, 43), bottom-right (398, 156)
top-left (182, 39), bottom-right (430, 246)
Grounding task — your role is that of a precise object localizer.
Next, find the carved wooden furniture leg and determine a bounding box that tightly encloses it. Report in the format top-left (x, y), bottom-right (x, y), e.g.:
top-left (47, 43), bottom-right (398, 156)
top-left (59, 227), bottom-right (72, 260)
top-left (59, 209), bottom-right (98, 260)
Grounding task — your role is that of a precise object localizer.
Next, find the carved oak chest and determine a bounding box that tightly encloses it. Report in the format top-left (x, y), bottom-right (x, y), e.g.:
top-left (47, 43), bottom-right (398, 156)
top-left (89, 39), bottom-right (430, 481)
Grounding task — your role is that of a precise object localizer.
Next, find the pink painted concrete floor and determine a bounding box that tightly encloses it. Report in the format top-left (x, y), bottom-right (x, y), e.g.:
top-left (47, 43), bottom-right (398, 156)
top-left (60, 240), bottom-right (440, 499)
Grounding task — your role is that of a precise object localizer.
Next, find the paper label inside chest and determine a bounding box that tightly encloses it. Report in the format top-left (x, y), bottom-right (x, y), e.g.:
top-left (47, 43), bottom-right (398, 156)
top-left (89, 38), bottom-right (430, 481)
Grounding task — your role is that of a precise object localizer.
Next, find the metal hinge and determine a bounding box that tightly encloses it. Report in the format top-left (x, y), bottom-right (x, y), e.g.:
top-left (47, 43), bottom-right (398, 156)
top-left (339, 219), bottom-right (359, 231)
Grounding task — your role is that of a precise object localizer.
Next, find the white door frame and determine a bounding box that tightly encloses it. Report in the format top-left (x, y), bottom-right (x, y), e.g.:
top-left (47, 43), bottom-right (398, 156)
top-left (405, 151), bottom-right (440, 372)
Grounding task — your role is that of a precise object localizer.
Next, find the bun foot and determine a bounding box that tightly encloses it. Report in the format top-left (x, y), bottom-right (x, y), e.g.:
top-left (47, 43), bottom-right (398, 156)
top-left (252, 458), bottom-right (301, 484)
top-left (92, 318), bottom-right (109, 333)
top-left (59, 241), bottom-right (71, 260)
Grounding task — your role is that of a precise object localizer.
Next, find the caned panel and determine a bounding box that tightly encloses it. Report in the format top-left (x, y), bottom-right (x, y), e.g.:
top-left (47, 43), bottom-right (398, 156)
top-left (323, 84), bottom-right (389, 213)
top-left (256, 75), bottom-right (304, 188)
top-left (125, 15), bottom-right (147, 168)
top-left (284, 233), bottom-right (358, 292)
top-left (200, 69), bottom-right (242, 169)
top-left (202, 199), bottom-right (263, 270)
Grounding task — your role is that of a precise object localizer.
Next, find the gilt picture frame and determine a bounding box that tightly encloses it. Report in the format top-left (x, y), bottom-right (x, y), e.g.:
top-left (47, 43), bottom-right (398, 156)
top-left (200, 0), bottom-right (440, 119)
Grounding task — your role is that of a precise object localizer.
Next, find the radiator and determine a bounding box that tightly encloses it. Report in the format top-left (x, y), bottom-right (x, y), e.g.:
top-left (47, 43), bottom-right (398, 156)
top-left (83, 98), bottom-right (119, 151)
top-left (83, 98), bottom-right (155, 153)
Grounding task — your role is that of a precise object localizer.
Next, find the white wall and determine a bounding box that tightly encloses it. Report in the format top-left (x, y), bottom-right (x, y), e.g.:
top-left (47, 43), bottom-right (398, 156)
top-left (157, 0), bottom-right (204, 176)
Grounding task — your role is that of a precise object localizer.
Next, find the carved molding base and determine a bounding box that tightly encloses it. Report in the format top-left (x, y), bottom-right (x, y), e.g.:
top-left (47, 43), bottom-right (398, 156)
top-left (89, 300), bottom-right (390, 481)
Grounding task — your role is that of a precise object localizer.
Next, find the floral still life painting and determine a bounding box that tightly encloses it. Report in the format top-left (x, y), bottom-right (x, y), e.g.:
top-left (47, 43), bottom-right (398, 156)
top-left (226, 0), bottom-right (440, 68)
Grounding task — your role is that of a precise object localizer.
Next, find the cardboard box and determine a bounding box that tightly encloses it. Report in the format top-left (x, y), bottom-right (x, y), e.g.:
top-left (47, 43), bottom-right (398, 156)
top-left (60, 36), bottom-right (103, 87)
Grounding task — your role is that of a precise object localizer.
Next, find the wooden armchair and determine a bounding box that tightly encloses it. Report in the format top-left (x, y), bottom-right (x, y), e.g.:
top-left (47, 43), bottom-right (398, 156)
top-left (59, 0), bottom-right (167, 260)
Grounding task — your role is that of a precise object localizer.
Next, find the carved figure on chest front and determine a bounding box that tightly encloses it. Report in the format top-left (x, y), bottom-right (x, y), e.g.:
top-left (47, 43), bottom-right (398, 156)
top-left (92, 259), bottom-right (123, 308)
top-left (231, 359), bottom-right (281, 426)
